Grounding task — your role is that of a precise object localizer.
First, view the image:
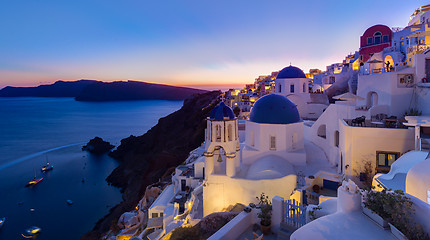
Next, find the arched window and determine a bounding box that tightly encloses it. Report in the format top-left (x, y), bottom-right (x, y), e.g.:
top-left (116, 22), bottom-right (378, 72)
top-left (216, 125), bottom-right (222, 142)
top-left (279, 83), bottom-right (282, 93)
top-left (406, 37), bottom-right (409, 45)
top-left (317, 125), bottom-right (326, 139)
top-left (303, 83), bottom-right (306, 92)
top-left (228, 124), bottom-right (233, 141)
top-left (374, 32), bottom-right (381, 44)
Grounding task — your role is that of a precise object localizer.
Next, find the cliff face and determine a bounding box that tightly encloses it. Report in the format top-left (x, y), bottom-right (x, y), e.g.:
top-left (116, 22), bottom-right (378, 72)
top-left (81, 91), bottom-right (220, 240)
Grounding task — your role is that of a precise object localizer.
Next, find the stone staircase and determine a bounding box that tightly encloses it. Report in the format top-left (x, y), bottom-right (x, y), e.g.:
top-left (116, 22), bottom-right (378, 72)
top-left (277, 222), bottom-right (297, 240)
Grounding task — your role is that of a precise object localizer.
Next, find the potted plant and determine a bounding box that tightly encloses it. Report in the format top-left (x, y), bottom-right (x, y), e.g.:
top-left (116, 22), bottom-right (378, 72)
top-left (256, 193), bottom-right (272, 235)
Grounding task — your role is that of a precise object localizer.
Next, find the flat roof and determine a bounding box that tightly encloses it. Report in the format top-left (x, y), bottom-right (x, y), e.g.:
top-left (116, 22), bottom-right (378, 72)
top-left (149, 185), bottom-right (174, 210)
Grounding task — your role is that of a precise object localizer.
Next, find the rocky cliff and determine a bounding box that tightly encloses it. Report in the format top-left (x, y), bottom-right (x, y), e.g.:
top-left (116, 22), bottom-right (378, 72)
top-left (81, 91), bottom-right (221, 240)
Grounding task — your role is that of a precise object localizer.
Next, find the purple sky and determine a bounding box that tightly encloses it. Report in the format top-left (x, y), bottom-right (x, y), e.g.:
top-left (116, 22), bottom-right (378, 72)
top-left (0, 1), bottom-right (421, 89)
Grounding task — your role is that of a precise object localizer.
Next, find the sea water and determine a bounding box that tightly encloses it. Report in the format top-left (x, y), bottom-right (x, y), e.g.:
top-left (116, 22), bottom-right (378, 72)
top-left (0, 97), bottom-right (182, 240)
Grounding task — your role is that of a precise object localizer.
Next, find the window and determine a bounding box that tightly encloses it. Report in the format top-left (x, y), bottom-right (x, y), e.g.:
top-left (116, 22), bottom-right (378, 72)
top-left (334, 131), bottom-right (339, 147)
top-left (374, 32), bottom-right (381, 44)
top-left (329, 76), bottom-right (335, 84)
top-left (270, 136), bottom-right (276, 150)
top-left (228, 124), bottom-right (233, 141)
top-left (303, 83), bottom-right (306, 92)
top-left (216, 125), bottom-right (221, 142)
top-left (160, 213), bottom-right (164, 217)
top-left (250, 131), bottom-right (254, 146)
top-left (406, 37), bottom-right (409, 45)
top-left (367, 37), bottom-right (373, 45)
top-left (152, 213), bottom-right (158, 218)
top-left (290, 84), bottom-right (295, 93)
top-left (376, 151), bottom-right (400, 173)
top-left (317, 125), bottom-right (326, 139)
top-left (383, 35), bottom-right (389, 43)
top-left (292, 132), bottom-right (297, 150)
top-left (427, 190), bottom-right (430, 204)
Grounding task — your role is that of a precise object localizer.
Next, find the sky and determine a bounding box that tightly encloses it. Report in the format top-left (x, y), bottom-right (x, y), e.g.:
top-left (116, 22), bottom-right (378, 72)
top-left (0, 1), bottom-right (425, 89)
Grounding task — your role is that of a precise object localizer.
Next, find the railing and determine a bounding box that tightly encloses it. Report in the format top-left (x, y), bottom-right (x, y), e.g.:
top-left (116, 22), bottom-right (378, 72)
top-left (408, 44), bottom-right (430, 53)
top-left (283, 199), bottom-right (306, 229)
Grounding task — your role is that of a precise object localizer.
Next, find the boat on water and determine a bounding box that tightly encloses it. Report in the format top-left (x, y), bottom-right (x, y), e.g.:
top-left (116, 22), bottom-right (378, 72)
top-left (41, 163), bottom-right (53, 172)
top-left (26, 163), bottom-right (43, 187)
top-left (21, 226), bottom-right (41, 238)
top-left (25, 177), bottom-right (43, 187)
top-left (66, 200), bottom-right (73, 205)
top-left (41, 155), bottom-right (53, 172)
top-left (0, 217), bottom-right (5, 228)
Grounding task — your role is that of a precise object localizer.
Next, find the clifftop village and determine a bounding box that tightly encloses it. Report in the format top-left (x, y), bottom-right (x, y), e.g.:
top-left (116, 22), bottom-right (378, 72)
top-left (107, 4), bottom-right (430, 240)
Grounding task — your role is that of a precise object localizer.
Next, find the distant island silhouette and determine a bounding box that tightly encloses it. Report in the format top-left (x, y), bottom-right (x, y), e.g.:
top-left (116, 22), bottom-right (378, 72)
top-left (0, 80), bottom-right (207, 101)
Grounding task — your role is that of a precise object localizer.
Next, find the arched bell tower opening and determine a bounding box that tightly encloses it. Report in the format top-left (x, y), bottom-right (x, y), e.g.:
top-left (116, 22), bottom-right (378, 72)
top-left (204, 102), bottom-right (239, 178)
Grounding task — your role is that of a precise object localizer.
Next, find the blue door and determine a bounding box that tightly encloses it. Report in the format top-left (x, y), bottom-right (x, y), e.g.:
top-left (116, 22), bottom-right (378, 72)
top-left (323, 179), bottom-right (339, 190)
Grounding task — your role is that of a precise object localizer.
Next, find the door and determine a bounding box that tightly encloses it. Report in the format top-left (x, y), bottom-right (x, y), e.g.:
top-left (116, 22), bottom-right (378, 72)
top-left (181, 179), bottom-right (186, 192)
top-left (426, 59), bottom-right (430, 80)
top-left (323, 179), bottom-right (339, 190)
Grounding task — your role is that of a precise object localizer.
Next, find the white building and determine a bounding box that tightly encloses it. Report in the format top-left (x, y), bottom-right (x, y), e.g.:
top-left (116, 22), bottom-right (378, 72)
top-left (203, 97), bottom-right (304, 216)
top-left (274, 65), bottom-right (328, 120)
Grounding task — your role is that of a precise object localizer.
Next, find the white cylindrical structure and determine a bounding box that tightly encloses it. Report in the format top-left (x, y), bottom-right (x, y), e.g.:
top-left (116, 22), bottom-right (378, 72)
top-left (337, 180), bottom-right (361, 213)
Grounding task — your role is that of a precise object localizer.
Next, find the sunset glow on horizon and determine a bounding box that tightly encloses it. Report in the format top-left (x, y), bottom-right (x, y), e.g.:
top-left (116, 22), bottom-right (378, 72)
top-left (0, 0), bottom-right (420, 89)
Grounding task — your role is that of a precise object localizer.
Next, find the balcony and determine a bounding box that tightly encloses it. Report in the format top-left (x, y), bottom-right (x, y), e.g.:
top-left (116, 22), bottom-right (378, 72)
top-left (408, 44), bottom-right (430, 54)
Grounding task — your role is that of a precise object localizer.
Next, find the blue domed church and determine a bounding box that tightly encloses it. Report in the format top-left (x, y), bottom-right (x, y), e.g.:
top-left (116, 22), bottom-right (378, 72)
top-left (203, 96), bottom-right (306, 216)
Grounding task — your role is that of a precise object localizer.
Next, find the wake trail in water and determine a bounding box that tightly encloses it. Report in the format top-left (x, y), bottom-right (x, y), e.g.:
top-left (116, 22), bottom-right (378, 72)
top-left (0, 142), bottom-right (85, 171)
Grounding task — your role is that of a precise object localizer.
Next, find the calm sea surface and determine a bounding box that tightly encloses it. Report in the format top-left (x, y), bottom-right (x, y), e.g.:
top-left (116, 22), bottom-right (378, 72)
top-left (0, 97), bottom-right (183, 240)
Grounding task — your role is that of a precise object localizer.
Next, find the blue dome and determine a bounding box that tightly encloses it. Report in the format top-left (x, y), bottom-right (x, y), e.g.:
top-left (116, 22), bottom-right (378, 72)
top-left (276, 66), bottom-right (306, 79)
top-left (210, 102), bottom-right (235, 120)
top-left (250, 94), bottom-right (301, 124)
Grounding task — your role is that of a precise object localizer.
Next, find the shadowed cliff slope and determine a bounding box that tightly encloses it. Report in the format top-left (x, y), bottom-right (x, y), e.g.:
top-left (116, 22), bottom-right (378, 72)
top-left (81, 91), bottom-right (221, 240)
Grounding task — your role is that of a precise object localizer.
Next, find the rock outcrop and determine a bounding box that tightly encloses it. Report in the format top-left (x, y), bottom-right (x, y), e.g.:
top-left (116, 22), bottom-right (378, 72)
top-left (81, 91), bottom-right (221, 240)
top-left (82, 137), bottom-right (115, 154)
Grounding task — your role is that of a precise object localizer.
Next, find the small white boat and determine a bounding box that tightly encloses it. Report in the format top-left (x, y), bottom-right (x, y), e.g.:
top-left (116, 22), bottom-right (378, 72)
top-left (41, 155), bottom-right (53, 172)
top-left (0, 217), bottom-right (5, 228)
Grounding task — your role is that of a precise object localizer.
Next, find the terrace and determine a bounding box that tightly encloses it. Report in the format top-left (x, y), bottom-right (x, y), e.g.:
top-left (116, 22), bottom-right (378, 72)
top-left (344, 117), bottom-right (408, 129)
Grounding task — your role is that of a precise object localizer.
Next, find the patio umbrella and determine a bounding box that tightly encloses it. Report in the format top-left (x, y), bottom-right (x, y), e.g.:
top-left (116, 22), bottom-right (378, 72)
top-left (333, 92), bottom-right (364, 101)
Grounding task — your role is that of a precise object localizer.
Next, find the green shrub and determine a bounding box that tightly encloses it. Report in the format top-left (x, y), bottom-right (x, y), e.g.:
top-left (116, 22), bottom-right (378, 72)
top-left (169, 226), bottom-right (204, 240)
top-left (364, 189), bottom-right (429, 240)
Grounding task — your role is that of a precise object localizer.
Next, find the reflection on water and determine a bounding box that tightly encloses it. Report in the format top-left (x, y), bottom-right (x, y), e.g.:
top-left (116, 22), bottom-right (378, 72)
top-left (0, 98), bottom-right (182, 240)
